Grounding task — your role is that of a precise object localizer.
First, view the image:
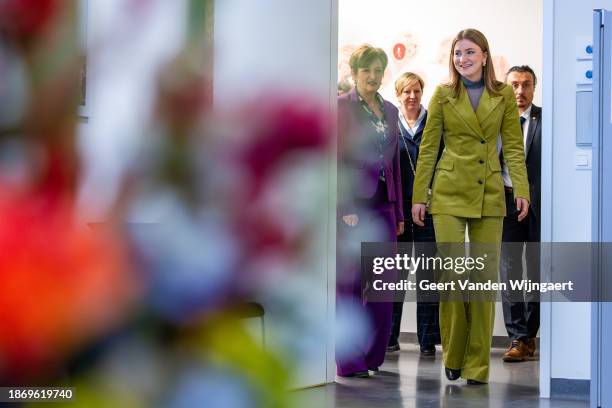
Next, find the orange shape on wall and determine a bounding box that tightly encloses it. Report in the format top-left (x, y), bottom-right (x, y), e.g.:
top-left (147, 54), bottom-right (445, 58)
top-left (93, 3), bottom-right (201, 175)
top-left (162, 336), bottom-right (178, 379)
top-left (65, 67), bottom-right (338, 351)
top-left (393, 43), bottom-right (406, 60)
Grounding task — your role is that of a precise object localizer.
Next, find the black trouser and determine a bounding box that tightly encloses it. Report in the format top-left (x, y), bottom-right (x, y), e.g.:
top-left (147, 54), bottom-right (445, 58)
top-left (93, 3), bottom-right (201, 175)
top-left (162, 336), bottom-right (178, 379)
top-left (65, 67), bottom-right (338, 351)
top-left (388, 211), bottom-right (441, 348)
top-left (500, 190), bottom-right (540, 342)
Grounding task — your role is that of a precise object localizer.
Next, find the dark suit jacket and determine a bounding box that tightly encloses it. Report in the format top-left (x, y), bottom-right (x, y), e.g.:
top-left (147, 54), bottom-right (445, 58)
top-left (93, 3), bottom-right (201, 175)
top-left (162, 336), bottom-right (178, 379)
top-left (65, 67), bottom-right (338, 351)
top-left (525, 104), bottom-right (541, 241)
top-left (398, 113), bottom-right (426, 209)
top-left (398, 111), bottom-right (445, 218)
top-left (338, 88), bottom-right (403, 223)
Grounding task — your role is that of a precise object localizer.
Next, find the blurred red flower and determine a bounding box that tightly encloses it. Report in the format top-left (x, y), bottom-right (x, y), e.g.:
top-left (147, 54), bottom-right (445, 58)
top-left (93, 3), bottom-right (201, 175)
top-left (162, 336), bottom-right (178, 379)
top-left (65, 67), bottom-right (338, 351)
top-left (0, 196), bottom-right (139, 381)
top-left (0, 0), bottom-right (59, 42)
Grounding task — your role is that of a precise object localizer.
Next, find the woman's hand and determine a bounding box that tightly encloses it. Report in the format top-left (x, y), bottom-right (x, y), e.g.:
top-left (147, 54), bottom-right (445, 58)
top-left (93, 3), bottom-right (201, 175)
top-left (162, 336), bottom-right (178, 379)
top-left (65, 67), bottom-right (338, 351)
top-left (342, 214), bottom-right (359, 227)
top-left (516, 198), bottom-right (530, 222)
top-left (411, 204), bottom-right (427, 227)
top-left (396, 221), bottom-right (405, 236)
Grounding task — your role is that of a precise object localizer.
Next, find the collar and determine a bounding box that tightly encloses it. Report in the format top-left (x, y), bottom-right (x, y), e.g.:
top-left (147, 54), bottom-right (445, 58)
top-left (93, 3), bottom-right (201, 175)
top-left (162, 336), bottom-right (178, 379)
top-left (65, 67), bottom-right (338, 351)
top-left (461, 76), bottom-right (485, 89)
top-left (399, 105), bottom-right (426, 133)
top-left (357, 91), bottom-right (384, 107)
top-left (521, 104), bottom-right (533, 119)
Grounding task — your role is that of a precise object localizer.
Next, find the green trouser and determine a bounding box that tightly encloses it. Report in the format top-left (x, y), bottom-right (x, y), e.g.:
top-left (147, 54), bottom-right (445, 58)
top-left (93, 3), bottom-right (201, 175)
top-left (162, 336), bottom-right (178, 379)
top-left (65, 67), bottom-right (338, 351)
top-left (432, 214), bottom-right (503, 383)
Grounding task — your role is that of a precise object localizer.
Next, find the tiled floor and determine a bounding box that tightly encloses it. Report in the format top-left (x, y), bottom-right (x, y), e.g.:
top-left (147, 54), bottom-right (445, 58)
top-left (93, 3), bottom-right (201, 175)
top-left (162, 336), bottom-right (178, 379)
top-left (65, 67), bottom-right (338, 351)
top-left (295, 344), bottom-right (589, 408)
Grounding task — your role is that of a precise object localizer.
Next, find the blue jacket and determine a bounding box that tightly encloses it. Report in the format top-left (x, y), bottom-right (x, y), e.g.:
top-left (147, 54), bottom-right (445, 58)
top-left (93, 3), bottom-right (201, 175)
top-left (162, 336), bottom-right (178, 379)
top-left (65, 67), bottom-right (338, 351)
top-left (398, 111), bottom-right (444, 216)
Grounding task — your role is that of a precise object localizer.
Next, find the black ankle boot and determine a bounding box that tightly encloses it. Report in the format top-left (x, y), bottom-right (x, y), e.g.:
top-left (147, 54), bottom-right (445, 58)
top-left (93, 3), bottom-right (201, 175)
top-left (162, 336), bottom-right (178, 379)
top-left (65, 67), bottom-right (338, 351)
top-left (445, 367), bottom-right (461, 380)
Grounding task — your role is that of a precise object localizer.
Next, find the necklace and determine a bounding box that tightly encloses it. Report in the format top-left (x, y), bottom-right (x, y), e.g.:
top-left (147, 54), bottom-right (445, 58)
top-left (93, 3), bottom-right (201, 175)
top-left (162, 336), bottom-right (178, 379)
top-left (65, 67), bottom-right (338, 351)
top-left (398, 121), bottom-right (432, 208)
top-left (398, 122), bottom-right (416, 176)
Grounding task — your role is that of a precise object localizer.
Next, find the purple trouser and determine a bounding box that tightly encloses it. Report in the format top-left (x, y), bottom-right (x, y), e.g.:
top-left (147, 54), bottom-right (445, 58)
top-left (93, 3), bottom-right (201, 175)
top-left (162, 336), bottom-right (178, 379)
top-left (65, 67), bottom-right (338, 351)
top-left (336, 182), bottom-right (397, 376)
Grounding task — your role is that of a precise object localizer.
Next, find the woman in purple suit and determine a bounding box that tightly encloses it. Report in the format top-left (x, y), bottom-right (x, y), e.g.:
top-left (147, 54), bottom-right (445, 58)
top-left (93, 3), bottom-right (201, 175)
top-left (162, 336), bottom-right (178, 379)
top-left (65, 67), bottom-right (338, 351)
top-left (336, 44), bottom-right (404, 378)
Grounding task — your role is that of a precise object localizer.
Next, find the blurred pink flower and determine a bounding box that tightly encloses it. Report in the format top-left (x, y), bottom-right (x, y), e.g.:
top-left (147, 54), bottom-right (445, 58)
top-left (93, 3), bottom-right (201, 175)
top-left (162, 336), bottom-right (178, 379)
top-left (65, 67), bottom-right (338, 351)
top-left (223, 100), bottom-right (331, 260)
top-left (240, 101), bottom-right (330, 196)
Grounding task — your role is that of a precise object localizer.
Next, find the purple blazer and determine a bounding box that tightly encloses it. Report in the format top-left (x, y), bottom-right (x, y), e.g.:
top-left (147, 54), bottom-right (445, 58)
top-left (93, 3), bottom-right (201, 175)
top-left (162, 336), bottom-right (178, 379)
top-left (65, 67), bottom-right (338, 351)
top-left (338, 88), bottom-right (403, 223)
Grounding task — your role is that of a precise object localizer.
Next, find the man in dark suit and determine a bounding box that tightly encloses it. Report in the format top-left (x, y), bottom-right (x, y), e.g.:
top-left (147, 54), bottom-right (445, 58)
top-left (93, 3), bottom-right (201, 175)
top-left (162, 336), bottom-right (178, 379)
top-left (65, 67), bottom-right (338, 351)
top-left (500, 65), bottom-right (541, 362)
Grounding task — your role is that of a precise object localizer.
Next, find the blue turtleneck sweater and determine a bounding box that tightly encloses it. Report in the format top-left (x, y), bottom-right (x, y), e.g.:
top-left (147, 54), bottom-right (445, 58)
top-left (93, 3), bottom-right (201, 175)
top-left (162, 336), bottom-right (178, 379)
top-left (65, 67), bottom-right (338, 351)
top-left (462, 76), bottom-right (485, 111)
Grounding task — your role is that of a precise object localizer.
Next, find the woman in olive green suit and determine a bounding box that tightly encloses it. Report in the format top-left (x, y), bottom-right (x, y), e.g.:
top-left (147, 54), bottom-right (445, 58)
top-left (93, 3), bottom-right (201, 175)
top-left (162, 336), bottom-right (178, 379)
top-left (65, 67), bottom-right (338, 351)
top-left (411, 29), bottom-right (530, 385)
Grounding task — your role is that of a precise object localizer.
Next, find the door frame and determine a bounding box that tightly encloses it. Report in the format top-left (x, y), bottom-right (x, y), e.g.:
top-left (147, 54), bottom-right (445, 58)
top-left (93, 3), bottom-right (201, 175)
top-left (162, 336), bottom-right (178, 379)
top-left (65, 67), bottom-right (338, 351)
top-left (539, 0), bottom-right (555, 399)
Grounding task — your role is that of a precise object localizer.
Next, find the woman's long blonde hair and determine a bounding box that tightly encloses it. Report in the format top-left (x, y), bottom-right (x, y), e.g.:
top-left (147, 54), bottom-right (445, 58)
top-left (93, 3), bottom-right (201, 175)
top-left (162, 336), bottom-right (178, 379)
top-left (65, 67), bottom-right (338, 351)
top-left (445, 28), bottom-right (503, 98)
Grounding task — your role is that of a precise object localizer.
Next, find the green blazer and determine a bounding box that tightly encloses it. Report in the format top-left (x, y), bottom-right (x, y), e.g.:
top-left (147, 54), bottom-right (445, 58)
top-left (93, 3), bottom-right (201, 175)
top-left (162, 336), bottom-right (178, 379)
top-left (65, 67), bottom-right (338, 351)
top-left (413, 82), bottom-right (530, 218)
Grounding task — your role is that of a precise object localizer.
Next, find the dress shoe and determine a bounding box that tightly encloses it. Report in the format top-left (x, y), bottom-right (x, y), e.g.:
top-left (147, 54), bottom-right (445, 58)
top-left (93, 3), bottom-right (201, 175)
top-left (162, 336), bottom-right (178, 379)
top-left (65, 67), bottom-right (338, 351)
top-left (386, 343), bottom-right (400, 353)
top-left (467, 379), bottom-right (487, 385)
top-left (527, 338), bottom-right (536, 357)
top-left (445, 367), bottom-right (461, 381)
top-left (502, 339), bottom-right (530, 362)
top-left (420, 345), bottom-right (436, 356)
top-left (340, 370), bottom-right (369, 378)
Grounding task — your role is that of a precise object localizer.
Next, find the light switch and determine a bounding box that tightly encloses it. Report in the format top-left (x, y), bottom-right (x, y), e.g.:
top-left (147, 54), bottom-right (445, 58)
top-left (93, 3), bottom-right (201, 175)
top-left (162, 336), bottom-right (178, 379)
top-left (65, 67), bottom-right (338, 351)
top-left (574, 151), bottom-right (592, 170)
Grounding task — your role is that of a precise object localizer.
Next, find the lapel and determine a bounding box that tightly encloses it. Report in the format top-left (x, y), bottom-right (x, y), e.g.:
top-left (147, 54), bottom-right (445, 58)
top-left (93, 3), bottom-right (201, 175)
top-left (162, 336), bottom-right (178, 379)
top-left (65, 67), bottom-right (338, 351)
top-left (446, 83), bottom-right (504, 141)
top-left (346, 88), bottom-right (376, 148)
top-left (347, 88), bottom-right (360, 103)
top-left (525, 105), bottom-right (540, 160)
top-left (398, 116), bottom-right (419, 146)
top-left (382, 100), bottom-right (397, 149)
top-left (383, 99), bottom-right (396, 124)
top-left (346, 88), bottom-right (363, 123)
top-left (411, 111), bottom-right (427, 145)
top-left (446, 84), bottom-right (484, 139)
top-left (398, 120), bottom-right (412, 143)
top-left (475, 88), bottom-right (504, 130)
top-left (349, 89), bottom-right (396, 150)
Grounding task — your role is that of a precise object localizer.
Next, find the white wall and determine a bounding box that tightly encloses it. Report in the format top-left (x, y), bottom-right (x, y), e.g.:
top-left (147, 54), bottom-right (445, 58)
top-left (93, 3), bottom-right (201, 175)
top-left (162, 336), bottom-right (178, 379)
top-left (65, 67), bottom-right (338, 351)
top-left (213, 0), bottom-right (335, 107)
top-left (544, 0), bottom-right (612, 383)
top-left (339, 0), bottom-right (542, 107)
top-left (78, 0), bottom-right (188, 218)
top-left (213, 0), bottom-right (337, 388)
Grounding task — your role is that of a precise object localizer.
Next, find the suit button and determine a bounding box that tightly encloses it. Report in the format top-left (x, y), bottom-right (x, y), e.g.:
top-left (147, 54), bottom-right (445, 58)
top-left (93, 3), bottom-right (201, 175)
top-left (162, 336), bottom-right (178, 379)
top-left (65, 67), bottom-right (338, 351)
top-left (479, 159), bottom-right (484, 164)
top-left (478, 180), bottom-right (483, 184)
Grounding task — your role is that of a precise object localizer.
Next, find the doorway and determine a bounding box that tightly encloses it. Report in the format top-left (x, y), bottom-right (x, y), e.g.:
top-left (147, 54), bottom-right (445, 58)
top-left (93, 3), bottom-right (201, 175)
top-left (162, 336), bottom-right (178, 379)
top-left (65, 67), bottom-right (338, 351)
top-left (337, 0), bottom-right (545, 396)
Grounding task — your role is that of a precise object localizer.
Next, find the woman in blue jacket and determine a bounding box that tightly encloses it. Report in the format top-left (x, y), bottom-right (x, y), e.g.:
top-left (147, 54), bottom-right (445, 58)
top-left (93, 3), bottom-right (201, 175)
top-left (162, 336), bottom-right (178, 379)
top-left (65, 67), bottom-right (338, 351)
top-left (387, 72), bottom-right (441, 356)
